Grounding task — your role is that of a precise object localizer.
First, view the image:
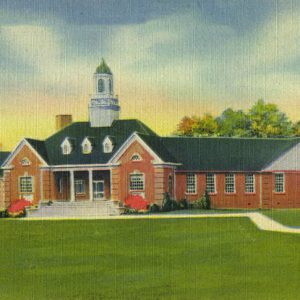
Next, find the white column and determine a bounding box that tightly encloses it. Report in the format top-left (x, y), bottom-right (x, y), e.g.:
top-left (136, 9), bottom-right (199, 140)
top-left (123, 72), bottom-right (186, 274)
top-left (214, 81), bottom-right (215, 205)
top-left (70, 170), bottom-right (75, 202)
top-left (89, 169), bottom-right (93, 201)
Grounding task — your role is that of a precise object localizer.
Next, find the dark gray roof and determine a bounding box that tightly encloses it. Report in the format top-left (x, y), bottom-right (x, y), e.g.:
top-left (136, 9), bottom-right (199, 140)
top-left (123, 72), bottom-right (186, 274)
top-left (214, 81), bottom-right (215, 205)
top-left (0, 151), bottom-right (10, 176)
top-left (5, 119), bottom-right (300, 172)
top-left (159, 136), bottom-right (300, 171)
top-left (43, 119), bottom-right (157, 165)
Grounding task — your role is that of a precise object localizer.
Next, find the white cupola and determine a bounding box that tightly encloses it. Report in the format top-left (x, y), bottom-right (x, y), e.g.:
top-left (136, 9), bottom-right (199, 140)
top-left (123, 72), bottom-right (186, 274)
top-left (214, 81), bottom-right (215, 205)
top-left (89, 59), bottom-right (120, 127)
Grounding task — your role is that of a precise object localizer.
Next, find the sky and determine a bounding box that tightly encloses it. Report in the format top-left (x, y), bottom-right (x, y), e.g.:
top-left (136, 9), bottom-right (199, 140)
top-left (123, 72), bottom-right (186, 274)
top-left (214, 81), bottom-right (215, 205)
top-left (0, 0), bottom-right (299, 150)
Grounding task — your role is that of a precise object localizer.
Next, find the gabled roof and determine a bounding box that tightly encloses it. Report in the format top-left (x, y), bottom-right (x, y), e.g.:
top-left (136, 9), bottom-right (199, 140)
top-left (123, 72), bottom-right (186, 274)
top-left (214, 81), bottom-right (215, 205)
top-left (25, 139), bottom-right (49, 163)
top-left (159, 136), bottom-right (300, 171)
top-left (44, 119), bottom-right (157, 165)
top-left (0, 151), bottom-right (10, 176)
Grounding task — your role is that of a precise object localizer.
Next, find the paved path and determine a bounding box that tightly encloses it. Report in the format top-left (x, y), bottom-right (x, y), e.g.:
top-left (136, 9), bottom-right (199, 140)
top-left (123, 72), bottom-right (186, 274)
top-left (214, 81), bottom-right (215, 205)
top-left (24, 212), bottom-right (300, 234)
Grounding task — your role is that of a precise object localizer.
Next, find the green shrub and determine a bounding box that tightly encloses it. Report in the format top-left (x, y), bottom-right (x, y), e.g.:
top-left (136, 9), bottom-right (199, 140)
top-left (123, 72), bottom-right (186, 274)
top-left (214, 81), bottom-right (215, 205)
top-left (178, 198), bottom-right (190, 210)
top-left (0, 210), bottom-right (8, 218)
top-left (192, 192), bottom-right (211, 210)
top-left (149, 203), bottom-right (160, 213)
top-left (161, 192), bottom-right (179, 212)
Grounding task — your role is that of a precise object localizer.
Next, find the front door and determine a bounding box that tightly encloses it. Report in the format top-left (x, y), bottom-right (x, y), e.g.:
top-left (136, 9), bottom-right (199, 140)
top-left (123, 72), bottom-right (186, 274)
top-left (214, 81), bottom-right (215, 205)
top-left (93, 180), bottom-right (105, 200)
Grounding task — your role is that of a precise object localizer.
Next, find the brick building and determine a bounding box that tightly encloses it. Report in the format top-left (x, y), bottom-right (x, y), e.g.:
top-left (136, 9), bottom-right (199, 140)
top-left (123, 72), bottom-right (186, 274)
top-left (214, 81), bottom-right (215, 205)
top-left (1, 60), bottom-right (300, 210)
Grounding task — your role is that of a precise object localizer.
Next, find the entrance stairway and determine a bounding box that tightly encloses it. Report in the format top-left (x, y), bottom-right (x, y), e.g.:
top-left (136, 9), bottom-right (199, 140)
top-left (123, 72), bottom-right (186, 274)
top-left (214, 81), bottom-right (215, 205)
top-left (26, 200), bottom-right (123, 218)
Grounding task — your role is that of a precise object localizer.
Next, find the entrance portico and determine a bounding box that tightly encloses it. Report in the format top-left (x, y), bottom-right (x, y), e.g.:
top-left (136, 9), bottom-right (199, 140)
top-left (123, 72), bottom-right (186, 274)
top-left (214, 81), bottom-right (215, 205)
top-left (52, 169), bottom-right (111, 202)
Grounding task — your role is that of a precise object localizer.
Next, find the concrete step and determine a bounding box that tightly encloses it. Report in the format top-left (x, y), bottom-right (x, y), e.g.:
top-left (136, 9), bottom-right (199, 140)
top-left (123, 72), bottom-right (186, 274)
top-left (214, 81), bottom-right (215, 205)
top-left (27, 200), bottom-right (122, 218)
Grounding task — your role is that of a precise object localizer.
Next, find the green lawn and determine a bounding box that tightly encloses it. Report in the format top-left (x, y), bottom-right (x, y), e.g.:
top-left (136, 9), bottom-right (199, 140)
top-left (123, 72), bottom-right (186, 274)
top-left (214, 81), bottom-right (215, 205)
top-left (0, 218), bottom-right (300, 299)
top-left (262, 209), bottom-right (300, 227)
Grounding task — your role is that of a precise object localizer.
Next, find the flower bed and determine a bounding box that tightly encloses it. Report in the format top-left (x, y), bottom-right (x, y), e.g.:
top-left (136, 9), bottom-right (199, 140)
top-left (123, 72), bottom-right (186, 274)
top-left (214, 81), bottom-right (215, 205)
top-left (7, 199), bottom-right (32, 217)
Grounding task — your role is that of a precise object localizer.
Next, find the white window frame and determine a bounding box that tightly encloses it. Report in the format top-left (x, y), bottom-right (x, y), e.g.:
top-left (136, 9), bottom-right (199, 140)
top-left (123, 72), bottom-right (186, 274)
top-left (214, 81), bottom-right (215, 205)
top-left (274, 173), bottom-right (285, 193)
top-left (245, 174), bottom-right (255, 193)
top-left (129, 173), bottom-right (145, 192)
top-left (186, 173), bottom-right (197, 194)
top-left (20, 157), bottom-right (31, 166)
top-left (75, 180), bottom-right (85, 194)
top-left (19, 176), bottom-right (34, 193)
top-left (225, 173), bottom-right (235, 193)
top-left (131, 153), bottom-right (142, 162)
top-left (61, 138), bottom-right (72, 155)
top-left (206, 173), bottom-right (216, 194)
top-left (81, 138), bottom-right (92, 154)
top-left (103, 136), bottom-right (114, 153)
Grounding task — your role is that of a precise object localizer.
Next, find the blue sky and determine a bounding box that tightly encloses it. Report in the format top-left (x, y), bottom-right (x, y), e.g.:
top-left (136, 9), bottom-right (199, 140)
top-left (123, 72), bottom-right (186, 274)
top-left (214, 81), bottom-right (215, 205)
top-left (0, 0), bottom-right (299, 149)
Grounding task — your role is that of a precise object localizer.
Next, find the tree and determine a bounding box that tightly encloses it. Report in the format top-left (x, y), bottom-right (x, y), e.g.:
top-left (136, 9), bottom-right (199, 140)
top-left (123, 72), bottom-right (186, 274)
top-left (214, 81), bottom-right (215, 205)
top-left (176, 116), bottom-right (200, 136)
top-left (192, 113), bottom-right (218, 136)
top-left (248, 99), bottom-right (292, 137)
top-left (216, 108), bottom-right (250, 137)
top-left (292, 121), bottom-right (300, 136)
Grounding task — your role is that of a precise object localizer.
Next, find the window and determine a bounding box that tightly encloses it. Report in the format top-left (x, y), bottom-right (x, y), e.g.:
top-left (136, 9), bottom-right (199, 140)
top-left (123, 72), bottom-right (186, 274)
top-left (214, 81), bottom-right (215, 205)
top-left (168, 175), bottom-right (173, 194)
top-left (19, 176), bottom-right (33, 193)
top-left (75, 180), bottom-right (85, 194)
top-left (98, 79), bottom-right (104, 93)
top-left (109, 79), bottom-right (112, 93)
top-left (131, 153), bottom-right (142, 161)
top-left (275, 173), bottom-right (285, 193)
top-left (245, 174), bottom-right (255, 193)
top-left (186, 173), bottom-right (196, 194)
top-left (61, 138), bottom-right (72, 155)
top-left (225, 173), bottom-right (235, 193)
top-left (103, 136), bottom-right (114, 153)
top-left (21, 157), bottom-right (31, 166)
top-left (129, 173), bottom-right (144, 191)
top-left (81, 138), bottom-right (92, 154)
top-left (206, 173), bottom-right (216, 193)
top-left (57, 177), bottom-right (63, 194)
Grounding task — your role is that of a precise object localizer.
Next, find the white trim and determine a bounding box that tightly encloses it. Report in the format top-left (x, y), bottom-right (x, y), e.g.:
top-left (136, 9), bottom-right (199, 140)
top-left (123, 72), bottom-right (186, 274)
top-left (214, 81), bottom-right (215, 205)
top-left (109, 132), bottom-right (164, 164)
top-left (89, 170), bottom-right (93, 201)
top-left (185, 173), bottom-right (197, 195)
top-left (225, 173), bottom-right (236, 194)
top-left (130, 153), bottom-right (142, 161)
top-left (70, 170), bottom-right (75, 202)
top-left (2, 139), bottom-right (48, 168)
top-left (274, 172), bottom-right (285, 193)
top-left (129, 171), bottom-right (145, 192)
top-left (61, 137), bottom-right (72, 155)
top-left (81, 137), bottom-right (93, 154)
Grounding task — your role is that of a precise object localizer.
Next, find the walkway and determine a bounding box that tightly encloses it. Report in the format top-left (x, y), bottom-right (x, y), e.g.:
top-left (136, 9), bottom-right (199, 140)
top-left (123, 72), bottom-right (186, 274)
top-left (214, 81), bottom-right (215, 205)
top-left (24, 212), bottom-right (300, 234)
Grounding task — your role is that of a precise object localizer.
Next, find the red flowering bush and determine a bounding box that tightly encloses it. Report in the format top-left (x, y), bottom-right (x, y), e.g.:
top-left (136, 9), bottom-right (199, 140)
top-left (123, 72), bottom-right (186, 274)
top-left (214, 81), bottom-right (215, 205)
top-left (8, 199), bottom-right (32, 217)
top-left (124, 194), bottom-right (149, 211)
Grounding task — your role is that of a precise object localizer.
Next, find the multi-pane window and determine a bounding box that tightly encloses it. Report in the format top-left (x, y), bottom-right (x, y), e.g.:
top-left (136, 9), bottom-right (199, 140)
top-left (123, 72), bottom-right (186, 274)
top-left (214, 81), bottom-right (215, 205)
top-left (206, 173), bottom-right (216, 193)
top-left (275, 173), bottom-right (285, 193)
top-left (19, 177), bottom-right (33, 193)
top-left (225, 173), bottom-right (235, 193)
top-left (245, 174), bottom-right (255, 193)
top-left (75, 180), bottom-right (85, 194)
top-left (186, 173), bottom-right (197, 194)
top-left (129, 174), bottom-right (145, 191)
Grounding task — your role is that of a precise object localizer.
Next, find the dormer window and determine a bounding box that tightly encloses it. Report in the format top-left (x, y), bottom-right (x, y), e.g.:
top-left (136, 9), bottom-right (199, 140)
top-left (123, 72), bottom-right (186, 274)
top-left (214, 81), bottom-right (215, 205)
top-left (61, 138), bottom-right (72, 155)
top-left (131, 153), bottom-right (142, 161)
top-left (21, 157), bottom-right (31, 166)
top-left (81, 137), bottom-right (93, 154)
top-left (103, 136), bottom-right (114, 153)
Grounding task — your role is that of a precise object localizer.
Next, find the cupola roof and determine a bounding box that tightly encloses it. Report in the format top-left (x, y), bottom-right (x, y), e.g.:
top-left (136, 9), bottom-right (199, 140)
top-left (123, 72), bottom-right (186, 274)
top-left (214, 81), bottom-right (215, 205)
top-left (95, 58), bottom-right (112, 75)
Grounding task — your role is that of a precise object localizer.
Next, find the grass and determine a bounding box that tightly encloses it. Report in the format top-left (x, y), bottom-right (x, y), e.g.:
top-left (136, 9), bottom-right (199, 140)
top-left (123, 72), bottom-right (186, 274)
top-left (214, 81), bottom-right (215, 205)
top-left (262, 209), bottom-right (300, 227)
top-left (0, 217), bottom-right (300, 299)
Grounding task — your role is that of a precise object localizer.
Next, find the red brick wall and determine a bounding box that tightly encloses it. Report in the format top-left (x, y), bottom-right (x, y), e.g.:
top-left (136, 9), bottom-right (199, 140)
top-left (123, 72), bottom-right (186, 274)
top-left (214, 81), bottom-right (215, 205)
top-left (115, 141), bottom-right (175, 204)
top-left (5, 145), bottom-right (44, 205)
top-left (175, 172), bottom-right (260, 209)
top-left (0, 177), bottom-right (4, 210)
